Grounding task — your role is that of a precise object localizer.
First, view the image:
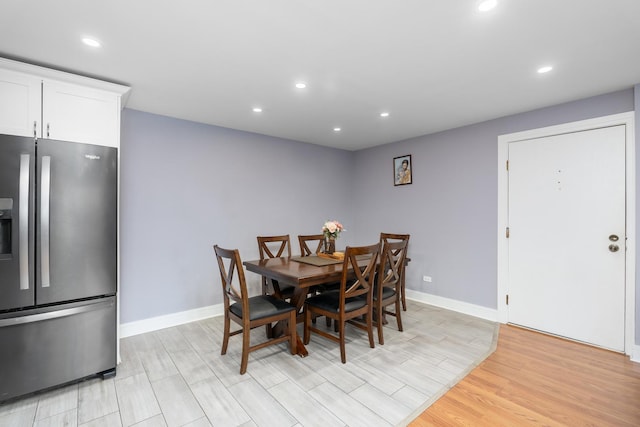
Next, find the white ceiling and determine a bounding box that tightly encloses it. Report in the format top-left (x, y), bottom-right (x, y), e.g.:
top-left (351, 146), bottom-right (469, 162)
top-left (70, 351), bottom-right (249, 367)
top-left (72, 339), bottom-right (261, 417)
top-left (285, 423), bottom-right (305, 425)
top-left (1, 0), bottom-right (639, 151)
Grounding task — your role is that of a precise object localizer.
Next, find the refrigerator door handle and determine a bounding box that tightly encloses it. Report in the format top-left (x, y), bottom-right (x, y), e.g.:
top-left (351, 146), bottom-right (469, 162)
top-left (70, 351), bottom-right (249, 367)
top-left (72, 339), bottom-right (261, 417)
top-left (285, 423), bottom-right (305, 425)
top-left (41, 156), bottom-right (51, 288)
top-left (0, 298), bottom-right (115, 327)
top-left (19, 154), bottom-right (30, 290)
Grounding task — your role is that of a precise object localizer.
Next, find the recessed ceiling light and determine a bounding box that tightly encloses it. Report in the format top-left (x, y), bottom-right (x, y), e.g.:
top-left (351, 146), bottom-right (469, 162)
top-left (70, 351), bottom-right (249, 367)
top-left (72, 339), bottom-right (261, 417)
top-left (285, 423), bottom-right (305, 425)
top-left (252, 107), bottom-right (263, 113)
top-left (477, 0), bottom-right (497, 12)
top-left (537, 65), bottom-right (553, 74)
top-left (333, 127), bottom-right (341, 132)
top-left (295, 82), bottom-right (307, 89)
top-left (380, 112), bottom-right (390, 118)
top-left (82, 37), bottom-right (101, 48)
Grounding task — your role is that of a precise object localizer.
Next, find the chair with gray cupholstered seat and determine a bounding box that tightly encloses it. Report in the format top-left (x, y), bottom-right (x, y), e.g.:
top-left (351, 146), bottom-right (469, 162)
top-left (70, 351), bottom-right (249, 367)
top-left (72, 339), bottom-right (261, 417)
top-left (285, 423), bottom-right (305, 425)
top-left (298, 233), bottom-right (341, 291)
top-left (298, 234), bottom-right (341, 327)
top-left (213, 245), bottom-right (297, 375)
top-left (303, 243), bottom-right (380, 363)
top-left (257, 235), bottom-right (296, 300)
top-left (373, 237), bottom-right (408, 344)
top-left (379, 232), bottom-right (410, 311)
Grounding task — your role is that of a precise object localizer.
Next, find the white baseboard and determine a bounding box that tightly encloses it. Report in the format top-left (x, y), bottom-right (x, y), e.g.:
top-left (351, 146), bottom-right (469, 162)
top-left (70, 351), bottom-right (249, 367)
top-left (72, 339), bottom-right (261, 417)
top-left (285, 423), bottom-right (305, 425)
top-left (119, 303), bottom-right (224, 338)
top-left (406, 290), bottom-right (498, 322)
top-left (120, 292), bottom-right (495, 339)
top-left (631, 345), bottom-right (640, 363)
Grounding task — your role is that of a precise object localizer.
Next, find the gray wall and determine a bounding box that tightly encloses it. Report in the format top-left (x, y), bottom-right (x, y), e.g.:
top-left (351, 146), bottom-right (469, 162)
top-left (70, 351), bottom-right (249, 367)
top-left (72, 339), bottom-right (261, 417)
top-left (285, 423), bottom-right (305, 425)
top-left (352, 89), bottom-right (634, 309)
top-left (120, 110), bottom-right (355, 323)
top-left (120, 89), bottom-right (637, 345)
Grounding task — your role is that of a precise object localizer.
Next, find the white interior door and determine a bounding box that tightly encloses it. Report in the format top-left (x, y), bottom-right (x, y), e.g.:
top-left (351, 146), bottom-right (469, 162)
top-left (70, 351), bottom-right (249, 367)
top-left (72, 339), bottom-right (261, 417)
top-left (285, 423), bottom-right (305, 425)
top-left (508, 125), bottom-right (626, 351)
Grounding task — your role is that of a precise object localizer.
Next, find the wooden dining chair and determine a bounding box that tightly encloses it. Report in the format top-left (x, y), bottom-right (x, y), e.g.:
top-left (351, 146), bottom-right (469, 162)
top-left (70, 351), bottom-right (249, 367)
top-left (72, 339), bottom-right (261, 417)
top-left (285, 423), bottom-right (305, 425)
top-left (303, 243), bottom-right (380, 363)
top-left (373, 238), bottom-right (409, 344)
top-left (298, 234), bottom-right (339, 291)
top-left (298, 234), bottom-right (324, 257)
top-left (257, 235), bottom-right (295, 300)
top-left (380, 233), bottom-right (410, 311)
top-left (213, 245), bottom-right (297, 375)
top-left (298, 233), bottom-right (336, 325)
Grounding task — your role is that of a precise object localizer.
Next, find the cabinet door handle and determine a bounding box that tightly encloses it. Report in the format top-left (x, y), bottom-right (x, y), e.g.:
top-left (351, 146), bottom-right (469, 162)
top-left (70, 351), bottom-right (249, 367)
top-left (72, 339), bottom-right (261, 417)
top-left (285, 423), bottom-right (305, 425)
top-left (33, 121), bottom-right (37, 138)
top-left (46, 123), bottom-right (50, 138)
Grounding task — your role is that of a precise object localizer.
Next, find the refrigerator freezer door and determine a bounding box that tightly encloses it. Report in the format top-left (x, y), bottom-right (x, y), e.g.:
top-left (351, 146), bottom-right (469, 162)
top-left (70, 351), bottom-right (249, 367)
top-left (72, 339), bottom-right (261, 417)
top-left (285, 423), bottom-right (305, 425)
top-left (0, 135), bottom-right (35, 311)
top-left (36, 139), bottom-right (117, 304)
top-left (0, 296), bottom-right (117, 402)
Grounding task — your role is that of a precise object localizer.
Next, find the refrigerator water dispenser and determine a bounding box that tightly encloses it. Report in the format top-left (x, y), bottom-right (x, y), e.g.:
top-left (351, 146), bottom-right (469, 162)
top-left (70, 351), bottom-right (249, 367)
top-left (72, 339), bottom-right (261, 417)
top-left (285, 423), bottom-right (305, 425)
top-left (0, 198), bottom-right (13, 259)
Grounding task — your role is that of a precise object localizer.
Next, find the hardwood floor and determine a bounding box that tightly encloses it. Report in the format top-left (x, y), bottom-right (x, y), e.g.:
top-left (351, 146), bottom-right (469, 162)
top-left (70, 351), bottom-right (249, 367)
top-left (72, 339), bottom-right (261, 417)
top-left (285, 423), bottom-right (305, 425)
top-left (409, 324), bottom-right (640, 426)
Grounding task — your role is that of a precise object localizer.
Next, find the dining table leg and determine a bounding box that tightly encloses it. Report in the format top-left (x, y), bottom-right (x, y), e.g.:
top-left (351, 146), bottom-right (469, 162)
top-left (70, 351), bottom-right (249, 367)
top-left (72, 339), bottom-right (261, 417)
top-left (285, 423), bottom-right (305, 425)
top-left (269, 286), bottom-right (309, 357)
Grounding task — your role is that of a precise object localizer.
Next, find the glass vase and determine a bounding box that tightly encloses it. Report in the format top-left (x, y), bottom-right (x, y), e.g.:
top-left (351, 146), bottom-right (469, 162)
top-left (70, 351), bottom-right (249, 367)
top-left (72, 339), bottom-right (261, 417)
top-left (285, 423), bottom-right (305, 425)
top-left (324, 236), bottom-right (336, 255)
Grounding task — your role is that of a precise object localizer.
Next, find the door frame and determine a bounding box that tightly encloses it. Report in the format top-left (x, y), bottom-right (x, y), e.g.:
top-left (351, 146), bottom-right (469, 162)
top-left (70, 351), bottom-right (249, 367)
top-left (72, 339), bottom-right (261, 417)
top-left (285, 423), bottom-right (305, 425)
top-left (497, 112), bottom-right (636, 355)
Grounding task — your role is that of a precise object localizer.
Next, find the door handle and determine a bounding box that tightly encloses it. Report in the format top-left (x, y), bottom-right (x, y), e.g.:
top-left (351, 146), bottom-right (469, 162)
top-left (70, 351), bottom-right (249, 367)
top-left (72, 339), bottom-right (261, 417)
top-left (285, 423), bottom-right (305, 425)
top-left (0, 298), bottom-right (115, 327)
top-left (19, 154), bottom-right (30, 290)
top-left (41, 156), bottom-right (51, 288)
top-left (609, 244), bottom-right (620, 253)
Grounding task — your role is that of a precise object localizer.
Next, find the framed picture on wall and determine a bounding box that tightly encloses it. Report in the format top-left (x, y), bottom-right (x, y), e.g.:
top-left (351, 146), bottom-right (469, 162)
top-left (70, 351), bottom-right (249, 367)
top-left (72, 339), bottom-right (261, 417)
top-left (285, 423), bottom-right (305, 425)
top-left (394, 154), bottom-right (412, 186)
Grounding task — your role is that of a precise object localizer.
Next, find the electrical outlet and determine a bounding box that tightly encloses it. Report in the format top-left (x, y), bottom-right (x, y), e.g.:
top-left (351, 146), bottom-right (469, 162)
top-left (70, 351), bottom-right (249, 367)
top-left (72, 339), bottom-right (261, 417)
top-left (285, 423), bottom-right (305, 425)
top-left (423, 275), bottom-right (432, 283)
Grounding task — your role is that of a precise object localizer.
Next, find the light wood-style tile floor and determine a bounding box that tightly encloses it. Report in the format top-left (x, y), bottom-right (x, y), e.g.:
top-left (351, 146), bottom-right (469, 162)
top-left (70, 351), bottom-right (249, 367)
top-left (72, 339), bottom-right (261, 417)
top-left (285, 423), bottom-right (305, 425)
top-left (0, 301), bottom-right (498, 427)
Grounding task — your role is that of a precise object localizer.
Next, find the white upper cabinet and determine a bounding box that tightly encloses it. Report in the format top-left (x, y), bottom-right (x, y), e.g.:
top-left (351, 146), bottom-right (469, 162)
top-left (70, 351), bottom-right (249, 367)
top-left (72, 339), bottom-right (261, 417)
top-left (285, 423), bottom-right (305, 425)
top-left (0, 68), bottom-right (41, 138)
top-left (42, 81), bottom-right (121, 147)
top-left (0, 58), bottom-right (129, 148)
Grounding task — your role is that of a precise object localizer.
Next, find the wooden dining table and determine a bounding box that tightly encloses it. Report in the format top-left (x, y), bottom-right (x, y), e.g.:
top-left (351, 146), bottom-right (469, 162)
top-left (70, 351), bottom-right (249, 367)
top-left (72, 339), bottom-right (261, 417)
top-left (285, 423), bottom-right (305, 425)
top-left (243, 254), bottom-right (369, 356)
top-left (244, 253), bottom-right (410, 356)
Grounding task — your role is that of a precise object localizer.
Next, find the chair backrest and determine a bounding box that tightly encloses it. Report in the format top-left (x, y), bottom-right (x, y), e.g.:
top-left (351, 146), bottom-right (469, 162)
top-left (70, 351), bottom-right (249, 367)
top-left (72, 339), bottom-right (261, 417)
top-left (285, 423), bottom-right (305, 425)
top-left (257, 235), bottom-right (291, 260)
top-left (298, 234), bottom-right (324, 257)
top-left (380, 232), bottom-right (410, 249)
top-left (380, 233), bottom-right (410, 267)
top-left (339, 243), bottom-right (380, 305)
top-left (214, 245), bottom-right (248, 313)
top-left (377, 239), bottom-right (409, 294)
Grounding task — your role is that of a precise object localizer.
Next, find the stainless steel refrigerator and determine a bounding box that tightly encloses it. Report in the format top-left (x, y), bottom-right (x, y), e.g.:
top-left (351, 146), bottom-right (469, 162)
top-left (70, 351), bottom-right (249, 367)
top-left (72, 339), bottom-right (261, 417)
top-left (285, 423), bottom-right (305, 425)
top-left (0, 134), bottom-right (117, 402)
